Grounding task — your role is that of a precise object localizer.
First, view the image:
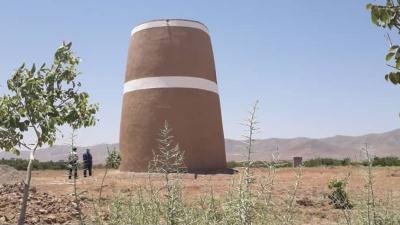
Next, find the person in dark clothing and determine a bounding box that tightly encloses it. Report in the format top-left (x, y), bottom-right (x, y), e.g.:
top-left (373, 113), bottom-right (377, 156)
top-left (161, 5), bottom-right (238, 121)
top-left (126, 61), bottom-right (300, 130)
top-left (83, 149), bottom-right (93, 177)
top-left (68, 147), bottom-right (78, 179)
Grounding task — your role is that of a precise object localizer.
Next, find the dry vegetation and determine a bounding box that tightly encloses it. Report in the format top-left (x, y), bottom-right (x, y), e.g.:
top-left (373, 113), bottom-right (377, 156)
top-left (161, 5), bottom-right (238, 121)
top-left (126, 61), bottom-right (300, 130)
top-left (0, 166), bottom-right (398, 224)
top-left (1, 103), bottom-right (400, 225)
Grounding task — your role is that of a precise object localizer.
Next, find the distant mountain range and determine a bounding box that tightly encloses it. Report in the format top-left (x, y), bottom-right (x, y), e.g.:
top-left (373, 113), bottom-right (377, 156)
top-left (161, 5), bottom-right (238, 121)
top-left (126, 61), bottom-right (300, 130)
top-left (1, 129), bottom-right (399, 163)
top-left (226, 129), bottom-right (400, 161)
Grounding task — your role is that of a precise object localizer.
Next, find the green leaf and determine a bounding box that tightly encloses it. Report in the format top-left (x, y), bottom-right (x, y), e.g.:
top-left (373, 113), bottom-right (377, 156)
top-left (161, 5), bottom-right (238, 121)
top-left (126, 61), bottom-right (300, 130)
top-left (31, 64), bottom-right (36, 74)
top-left (380, 8), bottom-right (389, 23)
top-left (390, 45), bottom-right (399, 51)
top-left (387, 72), bottom-right (400, 84)
top-left (371, 8), bottom-right (379, 25)
top-left (10, 148), bottom-right (20, 156)
top-left (386, 52), bottom-right (395, 61)
top-left (389, 74), bottom-right (398, 84)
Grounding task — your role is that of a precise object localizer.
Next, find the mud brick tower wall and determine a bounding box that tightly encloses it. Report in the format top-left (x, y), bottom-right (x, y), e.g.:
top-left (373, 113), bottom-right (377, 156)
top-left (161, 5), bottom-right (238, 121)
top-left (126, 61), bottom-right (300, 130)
top-left (119, 19), bottom-right (227, 172)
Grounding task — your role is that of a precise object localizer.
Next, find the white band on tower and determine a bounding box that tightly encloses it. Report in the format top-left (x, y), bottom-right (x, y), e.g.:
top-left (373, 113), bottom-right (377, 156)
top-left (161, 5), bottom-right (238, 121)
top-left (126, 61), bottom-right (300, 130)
top-left (131, 19), bottom-right (209, 36)
top-left (124, 76), bottom-right (219, 94)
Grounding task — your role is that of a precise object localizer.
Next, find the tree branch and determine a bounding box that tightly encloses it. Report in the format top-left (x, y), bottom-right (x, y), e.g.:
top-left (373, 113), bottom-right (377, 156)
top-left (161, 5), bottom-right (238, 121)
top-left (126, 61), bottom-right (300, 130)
top-left (18, 141), bottom-right (32, 151)
top-left (56, 97), bottom-right (73, 109)
top-left (385, 33), bottom-right (393, 47)
top-left (386, 63), bottom-right (400, 70)
top-left (30, 125), bottom-right (41, 139)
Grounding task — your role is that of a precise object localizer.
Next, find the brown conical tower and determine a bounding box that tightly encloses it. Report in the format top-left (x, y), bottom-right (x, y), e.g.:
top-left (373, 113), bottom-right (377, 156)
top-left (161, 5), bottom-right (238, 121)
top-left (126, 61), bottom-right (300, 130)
top-left (119, 19), bottom-right (227, 172)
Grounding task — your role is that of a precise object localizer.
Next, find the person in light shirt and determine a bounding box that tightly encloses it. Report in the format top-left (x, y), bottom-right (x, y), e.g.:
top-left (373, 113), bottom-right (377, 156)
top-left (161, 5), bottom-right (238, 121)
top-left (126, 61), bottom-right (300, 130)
top-left (68, 147), bottom-right (78, 179)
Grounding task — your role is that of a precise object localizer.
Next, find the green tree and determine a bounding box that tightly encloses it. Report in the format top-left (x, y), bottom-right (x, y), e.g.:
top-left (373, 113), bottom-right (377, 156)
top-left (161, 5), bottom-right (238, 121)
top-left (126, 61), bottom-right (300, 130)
top-left (106, 147), bottom-right (121, 169)
top-left (367, 0), bottom-right (400, 84)
top-left (327, 178), bottom-right (353, 209)
top-left (0, 42), bottom-right (98, 225)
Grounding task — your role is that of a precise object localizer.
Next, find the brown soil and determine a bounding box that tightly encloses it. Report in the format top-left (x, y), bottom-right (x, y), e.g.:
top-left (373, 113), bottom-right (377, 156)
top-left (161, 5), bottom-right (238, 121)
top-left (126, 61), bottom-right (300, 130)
top-left (2, 166), bottom-right (399, 225)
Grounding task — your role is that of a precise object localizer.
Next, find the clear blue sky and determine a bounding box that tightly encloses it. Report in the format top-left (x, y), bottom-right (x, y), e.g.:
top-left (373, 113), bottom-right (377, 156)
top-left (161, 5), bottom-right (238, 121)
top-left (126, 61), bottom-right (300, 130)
top-left (0, 0), bottom-right (399, 146)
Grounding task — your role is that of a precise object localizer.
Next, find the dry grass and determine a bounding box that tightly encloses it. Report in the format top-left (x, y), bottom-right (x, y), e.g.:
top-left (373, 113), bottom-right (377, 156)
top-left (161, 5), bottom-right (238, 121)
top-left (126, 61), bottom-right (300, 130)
top-left (27, 166), bottom-right (400, 225)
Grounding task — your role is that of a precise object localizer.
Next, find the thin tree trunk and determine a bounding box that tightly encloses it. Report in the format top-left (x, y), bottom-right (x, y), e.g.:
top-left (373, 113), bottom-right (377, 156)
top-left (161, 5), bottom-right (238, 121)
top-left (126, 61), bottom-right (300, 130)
top-left (73, 173), bottom-right (84, 225)
top-left (98, 144), bottom-right (110, 202)
top-left (98, 165), bottom-right (108, 202)
top-left (18, 149), bottom-right (36, 225)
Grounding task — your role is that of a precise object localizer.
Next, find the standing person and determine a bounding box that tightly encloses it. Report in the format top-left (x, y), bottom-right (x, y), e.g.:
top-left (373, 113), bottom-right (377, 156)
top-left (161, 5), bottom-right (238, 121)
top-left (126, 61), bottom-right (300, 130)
top-left (83, 149), bottom-right (93, 177)
top-left (68, 147), bottom-right (79, 179)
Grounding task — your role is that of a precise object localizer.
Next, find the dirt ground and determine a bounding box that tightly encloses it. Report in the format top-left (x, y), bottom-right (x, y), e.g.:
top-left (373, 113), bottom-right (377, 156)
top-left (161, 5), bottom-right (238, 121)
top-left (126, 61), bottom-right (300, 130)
top-left (4, 166), bottom-right (400, 225)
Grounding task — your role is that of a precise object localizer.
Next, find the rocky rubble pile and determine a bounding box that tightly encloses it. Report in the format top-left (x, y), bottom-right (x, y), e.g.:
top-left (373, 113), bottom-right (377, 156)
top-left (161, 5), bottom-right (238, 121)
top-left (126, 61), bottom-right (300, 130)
top-left (0, 165), bottom-right (24, 184)
top-left (0, 183), bottom-right (85, 225)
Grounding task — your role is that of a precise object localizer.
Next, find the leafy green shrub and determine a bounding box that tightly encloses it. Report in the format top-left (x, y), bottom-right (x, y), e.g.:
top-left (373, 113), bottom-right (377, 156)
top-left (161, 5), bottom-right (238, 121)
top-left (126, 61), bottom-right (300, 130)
top-left (0, 158), bottom-right (68, 170)
top-left (230, 158), bottom-right (355, 168)
top-left (342, 158), bottom-right (351, 166)
top-left (227, 160), bottom-right (292, 169)
top-left (106, 147), bottom-right (121, 169)
top-left (327, 178), bottom-right (353, 209)
top-left (371, 156), bottom-right (400, 166)
top-left (227, 161), bottom-right (242, 168)
top-left (230, 158), bottom-right (358, 168)
top-left (304, 158), bottom-right (351, 167)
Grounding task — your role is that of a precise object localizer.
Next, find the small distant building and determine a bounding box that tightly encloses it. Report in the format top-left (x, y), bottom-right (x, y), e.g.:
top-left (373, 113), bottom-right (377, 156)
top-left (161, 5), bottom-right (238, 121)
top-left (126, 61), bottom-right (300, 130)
top-left (293, 157), bottom-right (303, 167)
